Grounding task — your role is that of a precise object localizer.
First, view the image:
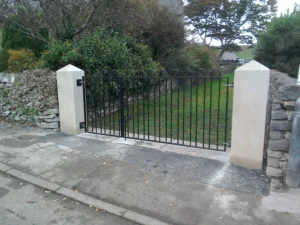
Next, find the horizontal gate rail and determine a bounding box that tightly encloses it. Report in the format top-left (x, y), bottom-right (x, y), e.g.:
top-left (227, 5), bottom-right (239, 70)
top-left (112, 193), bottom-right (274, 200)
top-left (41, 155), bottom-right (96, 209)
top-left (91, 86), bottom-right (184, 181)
top-left (84, 70), bottom-right (231, 151)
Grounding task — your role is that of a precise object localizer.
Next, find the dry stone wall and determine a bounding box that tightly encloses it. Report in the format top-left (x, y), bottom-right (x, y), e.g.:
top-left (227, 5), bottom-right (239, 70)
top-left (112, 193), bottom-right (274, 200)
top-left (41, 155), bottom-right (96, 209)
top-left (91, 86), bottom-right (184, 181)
top-left (266, 71), bottom-right (300, 181)
top-left (0, 70), bottom-right (60, 130)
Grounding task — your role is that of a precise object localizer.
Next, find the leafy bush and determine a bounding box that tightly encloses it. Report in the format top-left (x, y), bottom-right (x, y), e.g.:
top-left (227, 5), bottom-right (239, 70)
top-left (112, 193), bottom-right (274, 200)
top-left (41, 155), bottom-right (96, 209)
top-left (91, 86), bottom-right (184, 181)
top-left (0, 49), bottom-right (9, 72)
top-left (8, 49), bottom-right (41, 72)
top-left (2, 19), bottom-right (48, 56)
top-left (42, 29), bottom-right (162, 73)
top-left (160, 44), bottom-right (217, 72)
top-left (93, 0), bottom-right (185, 65)
top-left (254, 6), bottom-right (300, 78)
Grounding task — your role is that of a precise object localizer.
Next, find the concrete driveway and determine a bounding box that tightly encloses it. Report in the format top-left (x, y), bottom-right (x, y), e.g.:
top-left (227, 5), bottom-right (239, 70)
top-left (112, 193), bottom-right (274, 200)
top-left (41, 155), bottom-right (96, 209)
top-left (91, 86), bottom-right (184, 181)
top-left (0, 122), bottom-right (300, 225)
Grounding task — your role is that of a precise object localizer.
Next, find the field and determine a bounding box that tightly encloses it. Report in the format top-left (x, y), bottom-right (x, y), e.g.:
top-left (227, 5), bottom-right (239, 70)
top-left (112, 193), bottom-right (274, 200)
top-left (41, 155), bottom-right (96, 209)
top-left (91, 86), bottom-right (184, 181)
top-left (233, 45), bottom-right (254, 59)
top-left (87, 73), bottom-right (234, 149)
top-left (215, 45), bottom-right (254, 59)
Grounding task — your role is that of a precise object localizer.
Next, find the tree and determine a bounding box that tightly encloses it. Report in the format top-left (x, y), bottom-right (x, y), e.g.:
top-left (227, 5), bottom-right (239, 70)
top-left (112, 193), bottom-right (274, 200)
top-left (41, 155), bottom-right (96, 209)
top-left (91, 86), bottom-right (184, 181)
top-left (185, 0), bottom-right (276, 59)
top-left (0, 0), bottom-right (103, 42)
top-left (254, 4), bottom-right (300, 78)
top-left (2, 19), bottom-right (48, 56)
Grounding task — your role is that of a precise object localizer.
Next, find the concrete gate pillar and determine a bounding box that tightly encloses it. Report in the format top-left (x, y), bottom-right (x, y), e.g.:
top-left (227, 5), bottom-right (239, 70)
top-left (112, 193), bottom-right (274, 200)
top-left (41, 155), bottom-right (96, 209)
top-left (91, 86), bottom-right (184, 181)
top-left (230, 60), bottom-right (270, 169)
top-left (56, 65), bottom-right (85, 135)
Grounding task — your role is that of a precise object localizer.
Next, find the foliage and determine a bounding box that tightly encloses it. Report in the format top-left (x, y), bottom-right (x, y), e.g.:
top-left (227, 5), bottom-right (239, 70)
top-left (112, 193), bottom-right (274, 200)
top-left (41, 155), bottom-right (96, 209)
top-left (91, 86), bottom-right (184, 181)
top-left (0, 48), bottom-right (8, 72)
top-left (42, 29), bottom-right (162, 73)
top-left (254, 5), bottom-right (300, 78)
top-left (160, 44), bottom-right (217, 72)
top-left (2, 19), bottom-right (48, 56)
top-left (8, 49), bottom-right (41, 72)
top-left (0, 0), bottom-right (185, 71)
top-left (185, 0), bottom-right (276, 59)
top-left (0, 0), bottom-right (103, 42)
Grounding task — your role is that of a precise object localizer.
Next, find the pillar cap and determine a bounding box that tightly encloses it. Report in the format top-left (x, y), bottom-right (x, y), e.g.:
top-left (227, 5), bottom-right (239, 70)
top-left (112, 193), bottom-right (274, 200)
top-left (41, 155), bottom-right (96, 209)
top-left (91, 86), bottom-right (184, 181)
top-left (236, 60), bottom-right (270, 71)
top-left (57, 64), bottom-right (83, 72)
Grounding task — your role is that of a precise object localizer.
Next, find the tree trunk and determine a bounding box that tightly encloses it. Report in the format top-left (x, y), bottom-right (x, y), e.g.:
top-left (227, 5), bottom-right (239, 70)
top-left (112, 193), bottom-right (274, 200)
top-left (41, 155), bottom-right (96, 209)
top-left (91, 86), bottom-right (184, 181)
top-left (218, 49), bottom-right (226, 60)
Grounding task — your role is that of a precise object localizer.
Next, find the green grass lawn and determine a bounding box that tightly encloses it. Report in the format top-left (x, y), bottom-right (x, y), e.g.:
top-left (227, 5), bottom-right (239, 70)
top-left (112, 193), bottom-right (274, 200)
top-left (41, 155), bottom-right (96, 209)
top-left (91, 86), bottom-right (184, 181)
top-left (88, 73), bottom-right (234, 148)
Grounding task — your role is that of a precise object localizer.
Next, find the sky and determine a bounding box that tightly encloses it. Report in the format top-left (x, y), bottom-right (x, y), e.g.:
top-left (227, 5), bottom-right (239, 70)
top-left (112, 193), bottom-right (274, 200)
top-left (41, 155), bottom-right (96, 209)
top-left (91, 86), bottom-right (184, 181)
top-left (184, 0), bottom-right (300, 45)
top-left (277, 0), bottom-right (300, 15)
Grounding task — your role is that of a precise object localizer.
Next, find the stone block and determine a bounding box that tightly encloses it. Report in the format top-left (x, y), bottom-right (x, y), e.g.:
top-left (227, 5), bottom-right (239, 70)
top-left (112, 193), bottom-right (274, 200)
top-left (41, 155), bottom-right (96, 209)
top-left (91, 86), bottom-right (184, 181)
top-left (271, 109), bottom-right (286, 120)
top-left (268, 140), bottom-right (290, 151)
top-left (37, 122), bottom-right (60, 129)
top-left (275, 85), bottom-right (300, 101)
top-left (281, 162), bottom-right (288, 170)
top-left (270, 121), bottom-right (292, 131)
top-left (44, 117), bottom-right (60, 123)
top-left (283, 153), bottom-right (289, 159)
top-left (44, 108), bottom-right (59, 115)
top-left (283, 101), bottom-right (296, 110)
top-left (269, 131), bottom-right (285, 140)
top-left (286, 111), bottom-right (294, 121)
top-left (267, 150), bottom-right (283, 158)
top-left (285, 131), bottom-right (292, 140)
top-left (273, 98), bottom-right (283, 104)
top-left (267, 157), bottom-right (280, 168)
top-left (39, 114), bottom-right (56, 119)
top-left (272, 103), bottom-right (282, 110)
top-left (266, 167), bottom-right (284, 177)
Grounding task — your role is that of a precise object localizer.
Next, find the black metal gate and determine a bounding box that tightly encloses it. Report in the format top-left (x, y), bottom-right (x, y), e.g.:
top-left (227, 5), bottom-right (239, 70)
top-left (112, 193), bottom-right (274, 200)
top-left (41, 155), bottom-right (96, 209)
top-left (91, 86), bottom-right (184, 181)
top-left (83, 70), bottom-right (231, 151)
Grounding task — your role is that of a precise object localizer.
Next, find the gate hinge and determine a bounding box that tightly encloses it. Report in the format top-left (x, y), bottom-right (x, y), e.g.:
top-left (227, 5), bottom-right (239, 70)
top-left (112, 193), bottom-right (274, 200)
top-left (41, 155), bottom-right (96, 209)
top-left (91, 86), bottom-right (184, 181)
top-left (226, 82), bottom-right (234, 87)
top-left (77, 79), bottom-right (83, 86)
top-left (79, 122), bottom-right (85, 129)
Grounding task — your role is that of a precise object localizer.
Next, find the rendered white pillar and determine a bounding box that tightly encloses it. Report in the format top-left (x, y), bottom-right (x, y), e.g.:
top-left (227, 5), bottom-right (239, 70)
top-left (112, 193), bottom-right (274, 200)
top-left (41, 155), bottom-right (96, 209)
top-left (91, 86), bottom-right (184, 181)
top-left (56, 65), bottom-right (85, 135)
top-left (230, 60), bottom-right (270, 169)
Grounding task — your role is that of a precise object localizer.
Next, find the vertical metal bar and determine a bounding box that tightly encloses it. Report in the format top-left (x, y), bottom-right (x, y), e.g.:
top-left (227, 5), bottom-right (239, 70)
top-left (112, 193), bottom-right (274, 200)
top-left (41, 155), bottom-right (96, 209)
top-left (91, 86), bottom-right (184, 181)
top-left (137, 74), bottom-right (140, 139)
top-left (119, 76), bottom-right (125, 137)
top-left (96, 76), bottom-right (99, 134)
top-left (124, 115), bottom-right (127, 140)
top-left (208, 75), bottom-right (213, 148)
top-left (159, 76), bottom-right (161, 142)
top-left (190, 77), bottom-right (192, 146)
top-left (154, 76), bottom-right (156, 141)
top-left (126, 77), bottom-right (129, 138)
top-left (203, 77), bottom-right (207, 148)
top-left (112, 75), bottom-right (115, 136)
top-left (103, 76), bottom-right (107, 135)
top-left (148, 77), bottom-right (150, 140)
top-left (143, 78), bottom-right (145, 139)
top-left (97, 76), bottom-right (101, 134)
top-left (177, 77), bottom-right (180, 144)
top-left (182, 77), bottom-right (185, 145)
top-left (82, 76), bottom-right (87, 132)
top-left (217, 73), bottom-right (222, 150)
top-left (91, 76), bottom-right (94, 133)
top-left (170, 77), bottom-right (173, 143)
top-left (131, 75), bottom-right (135, 138)
top-left (195, 76), bottom-right (199, 147)
top-left (165, 77), bottom-right (168, 143)
top-left (108, 75), bottom-right (111, 135)
top-left (224, 77), bottom-right (230, 152)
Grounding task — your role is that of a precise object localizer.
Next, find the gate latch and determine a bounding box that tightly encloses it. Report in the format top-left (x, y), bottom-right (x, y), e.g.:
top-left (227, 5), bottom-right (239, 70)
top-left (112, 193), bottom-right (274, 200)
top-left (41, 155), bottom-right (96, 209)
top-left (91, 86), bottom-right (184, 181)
top-left (226, 82), bottom-right (234, 87)
top-left (79, 122), bottom-right (85, 129)
top-left (77, 79), bottom-right (83, 86)
top-left (224, 142), bottom-right (231, 147)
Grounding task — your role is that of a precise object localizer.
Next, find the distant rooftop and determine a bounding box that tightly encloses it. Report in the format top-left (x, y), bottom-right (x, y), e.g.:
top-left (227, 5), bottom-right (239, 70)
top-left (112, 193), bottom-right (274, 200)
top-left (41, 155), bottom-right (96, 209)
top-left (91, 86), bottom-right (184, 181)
top-left (221, 52), bottom-right (239, 60)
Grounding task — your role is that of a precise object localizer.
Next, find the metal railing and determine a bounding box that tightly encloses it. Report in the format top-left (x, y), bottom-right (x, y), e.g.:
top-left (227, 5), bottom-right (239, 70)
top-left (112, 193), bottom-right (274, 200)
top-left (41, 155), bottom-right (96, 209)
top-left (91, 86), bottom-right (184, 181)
top-left (83, 69), bottom-right (231, 151)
